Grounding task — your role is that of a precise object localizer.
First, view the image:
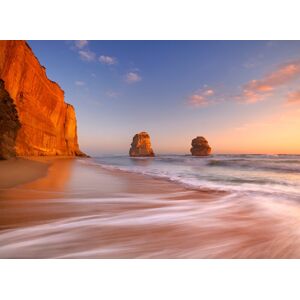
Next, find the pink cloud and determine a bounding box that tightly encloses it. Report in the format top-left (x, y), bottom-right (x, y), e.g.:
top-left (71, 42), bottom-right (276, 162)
top-left (238, 61), bottom-right (300, 103)
top-left (125, 72), bottom-right (142, 84)
top-left (74, 40), bottom-right (88, 49)
top-left (187, 88), bottom-right (215, 107)
top-left (286, 90), bottom-right (300, 104)
top-left (203, 89), bottom-right (214, 96)
top-left (99, 55), bottom-right (117, 65)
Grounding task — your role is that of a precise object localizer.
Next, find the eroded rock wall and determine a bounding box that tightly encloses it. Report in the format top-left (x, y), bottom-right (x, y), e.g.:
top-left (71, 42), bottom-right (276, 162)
top-left (0, 40), bottom-right (85, 158)
top-left (0, 80), bottom-right (21, 159)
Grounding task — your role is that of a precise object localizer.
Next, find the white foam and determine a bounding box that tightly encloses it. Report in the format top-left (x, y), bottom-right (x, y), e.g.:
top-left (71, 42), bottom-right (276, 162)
top-left (2, 191), bottom-right (300, 258)
top-left (91, 155), bottom-right (300, 201)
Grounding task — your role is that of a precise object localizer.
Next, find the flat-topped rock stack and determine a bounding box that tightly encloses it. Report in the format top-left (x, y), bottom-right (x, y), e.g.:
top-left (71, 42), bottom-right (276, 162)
top-left (129, 132), bottom-right (155, 157)
top-left (190, 136), bottom-right (211, 156)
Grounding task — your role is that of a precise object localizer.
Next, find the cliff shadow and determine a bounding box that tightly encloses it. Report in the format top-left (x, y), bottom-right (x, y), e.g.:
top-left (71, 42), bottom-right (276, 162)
top-left (0, 80), bottom-right (21, 159)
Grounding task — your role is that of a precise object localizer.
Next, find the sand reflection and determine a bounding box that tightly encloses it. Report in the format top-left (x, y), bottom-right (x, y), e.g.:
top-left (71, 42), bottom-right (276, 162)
top-left (2, 158), bottom-right (300, 258)
top-left (25, 158), bottom-right (75, 191)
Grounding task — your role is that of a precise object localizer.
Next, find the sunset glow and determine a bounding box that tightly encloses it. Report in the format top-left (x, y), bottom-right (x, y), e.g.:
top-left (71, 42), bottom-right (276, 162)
top-left (28, 40), bottom-right (300, 155)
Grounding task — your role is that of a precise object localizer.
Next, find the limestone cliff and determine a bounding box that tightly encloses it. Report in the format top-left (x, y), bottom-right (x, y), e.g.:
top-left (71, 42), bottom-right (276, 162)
top-left (129, 132), bottom-right (155, 157)
top-left (0, 40), bottom-right (85, 159)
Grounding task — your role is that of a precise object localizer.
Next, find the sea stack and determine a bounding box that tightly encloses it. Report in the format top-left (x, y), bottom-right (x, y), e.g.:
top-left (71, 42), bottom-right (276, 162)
top-left (0, 40), bottom-right (86, 159)
top-left (190, 136), bottom-right (211, 156)
top-left (129, 132), bottom-right (155, 157)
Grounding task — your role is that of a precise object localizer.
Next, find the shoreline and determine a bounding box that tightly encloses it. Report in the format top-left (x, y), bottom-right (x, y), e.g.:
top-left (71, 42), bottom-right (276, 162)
top-left (1, 156), bottom-right (191, 192)
top-left (85, 157), bottom-right (228, 197)
top-left (91, 159), bottom-right (229, 196)
top-left (1, 156), bottom-right (300, 258)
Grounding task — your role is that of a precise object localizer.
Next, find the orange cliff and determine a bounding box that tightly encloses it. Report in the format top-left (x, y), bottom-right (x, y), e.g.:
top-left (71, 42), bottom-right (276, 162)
top-left (0, 41), bottom-right (86, 159)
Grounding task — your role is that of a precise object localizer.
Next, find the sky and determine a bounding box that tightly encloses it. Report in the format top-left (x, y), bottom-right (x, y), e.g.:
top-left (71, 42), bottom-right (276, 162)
top-left (28, 40), bottom-right (300, 155)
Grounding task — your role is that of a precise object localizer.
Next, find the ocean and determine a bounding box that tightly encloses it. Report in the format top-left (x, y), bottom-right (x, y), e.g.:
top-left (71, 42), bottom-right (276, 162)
top-left (94, 154), bottom-right (300, 202)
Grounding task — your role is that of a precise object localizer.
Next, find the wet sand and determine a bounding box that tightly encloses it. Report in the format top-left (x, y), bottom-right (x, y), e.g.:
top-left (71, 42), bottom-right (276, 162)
top-left (1, 157), bottom-right (300, 258)
top-left (0, 157), bottom-right (50, 189)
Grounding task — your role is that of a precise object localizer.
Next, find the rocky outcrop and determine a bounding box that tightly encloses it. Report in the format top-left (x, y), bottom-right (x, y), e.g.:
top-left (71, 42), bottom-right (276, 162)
top-left (0, 80), bottom-right (21, 159)
top-left (0, 40), bottom-right (85, 159)
top-left (190, 136), bottom-right (211, 156)
top-left (129, 132), bottom-right (155, 157)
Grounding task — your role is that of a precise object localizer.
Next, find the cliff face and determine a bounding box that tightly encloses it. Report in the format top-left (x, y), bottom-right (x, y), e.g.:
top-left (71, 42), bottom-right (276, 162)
top-left (0, 79), bottom-right (21, 159)
top-left (0, 40), bottom-right (85, 159)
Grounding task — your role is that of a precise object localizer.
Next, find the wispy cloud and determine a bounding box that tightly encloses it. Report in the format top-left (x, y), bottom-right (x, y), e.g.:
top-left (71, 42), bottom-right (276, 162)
top-left (99, 55), bottom-right (117, 65)
top-left (70, 40), bottom-right (96, 62)
top-left (106, 90), bottom-right (119, 98)
top-left (237, 61), bottom-right (300, 103)
top-left (125, 72), bottom-right (142, 84)
top-left (74, 40), bottom-right (88, 49)
top-left (78, 50), bottom-right (96, 62)
top-left (187, 88), bottom-right (215, 107)
top-left (75, 81), bottom-right (85, 86)
top-left (286, 90), bottom-right (300, 104)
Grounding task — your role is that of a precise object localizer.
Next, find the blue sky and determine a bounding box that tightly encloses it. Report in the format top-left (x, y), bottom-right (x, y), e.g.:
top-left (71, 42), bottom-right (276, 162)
top-left (28, 40), bottom-right (300, 155)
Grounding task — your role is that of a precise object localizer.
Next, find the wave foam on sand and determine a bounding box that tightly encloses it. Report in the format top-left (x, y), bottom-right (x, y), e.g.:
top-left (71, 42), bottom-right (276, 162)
top-left (1, 192), bottom-right (300, 258)
top-left (1, 157), bottom-right (300, 258)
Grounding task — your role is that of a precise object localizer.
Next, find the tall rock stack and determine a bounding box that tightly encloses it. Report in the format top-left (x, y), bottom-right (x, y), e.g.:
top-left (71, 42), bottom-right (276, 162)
top-left (0, 40), bottom-right (86, 159)
top-left (129, 132), bottom-right (155, 157)
top-left (190, 136), bottom-right (211, 156)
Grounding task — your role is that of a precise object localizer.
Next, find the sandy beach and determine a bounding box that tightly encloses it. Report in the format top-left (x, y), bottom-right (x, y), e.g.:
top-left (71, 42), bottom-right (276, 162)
top-left (1, 157), bottom-right (300, 258)
top-left (0, 157), bottom-right (50, 189)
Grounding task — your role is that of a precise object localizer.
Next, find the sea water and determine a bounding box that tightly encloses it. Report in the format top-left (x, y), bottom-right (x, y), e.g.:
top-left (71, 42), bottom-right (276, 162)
top-left (94, 154), bottom-right (300, 202)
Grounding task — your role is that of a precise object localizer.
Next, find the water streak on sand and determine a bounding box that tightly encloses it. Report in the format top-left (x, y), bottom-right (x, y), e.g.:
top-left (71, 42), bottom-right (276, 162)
top-left (1, 157), bottom-right (300, 258)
